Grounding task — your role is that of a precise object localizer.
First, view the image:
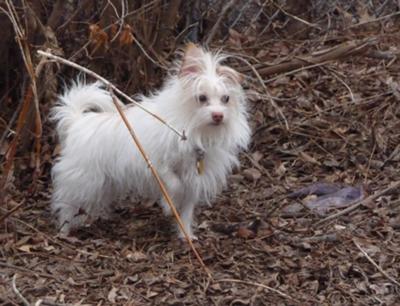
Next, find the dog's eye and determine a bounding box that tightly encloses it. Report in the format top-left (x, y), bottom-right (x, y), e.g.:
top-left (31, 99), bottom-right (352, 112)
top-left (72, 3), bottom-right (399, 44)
top-left (221, 95), bottom-right (230, 104)
top-left (198, 94), bottom-right (208, 104)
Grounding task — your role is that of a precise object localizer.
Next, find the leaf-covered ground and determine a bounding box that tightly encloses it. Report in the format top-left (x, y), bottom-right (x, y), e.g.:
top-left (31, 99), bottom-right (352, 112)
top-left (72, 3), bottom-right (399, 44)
top-left (1, 19), bottom-right (400, 306)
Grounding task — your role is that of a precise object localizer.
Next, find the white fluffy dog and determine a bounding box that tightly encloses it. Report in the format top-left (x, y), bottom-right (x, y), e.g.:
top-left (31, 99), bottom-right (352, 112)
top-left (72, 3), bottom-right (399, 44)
top-left (51, 44), bottom-right (251, 239)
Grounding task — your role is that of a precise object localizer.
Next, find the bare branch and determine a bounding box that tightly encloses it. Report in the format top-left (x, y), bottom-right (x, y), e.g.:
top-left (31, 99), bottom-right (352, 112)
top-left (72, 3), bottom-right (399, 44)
top-left (217, 278), bottom-right (296, 301)
top-left (239, 38), bottom-right (376, 77)
top-left (353, 240), bottom-right (400, 287)
top-left (205, 0), bottom-right (237, 45)
top-left (37, 50), bottom-right (186, 140)
top-left (12, 274), bottom-right (30, 306)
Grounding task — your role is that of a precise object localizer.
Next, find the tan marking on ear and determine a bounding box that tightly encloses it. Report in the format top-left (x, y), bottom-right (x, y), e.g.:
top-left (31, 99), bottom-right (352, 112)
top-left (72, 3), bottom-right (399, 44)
top-left (179, 43), bottom-right (206, 77)
top-left (217, 66), bottom-right (244, 84)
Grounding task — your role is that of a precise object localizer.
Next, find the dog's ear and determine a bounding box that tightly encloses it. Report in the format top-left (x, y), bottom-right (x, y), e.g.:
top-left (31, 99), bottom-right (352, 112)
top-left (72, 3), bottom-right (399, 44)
top-left (179, 43), bottom-right (205, 77)
top-left (217, 66), bottom-right (244, 84)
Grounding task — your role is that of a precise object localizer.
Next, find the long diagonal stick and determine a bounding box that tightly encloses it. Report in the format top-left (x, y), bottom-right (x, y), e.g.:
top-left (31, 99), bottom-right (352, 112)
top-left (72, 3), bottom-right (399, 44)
top-left (110, 92), bottom-right (211, 278)
top-left (37, 50), bottom-right (186, 140)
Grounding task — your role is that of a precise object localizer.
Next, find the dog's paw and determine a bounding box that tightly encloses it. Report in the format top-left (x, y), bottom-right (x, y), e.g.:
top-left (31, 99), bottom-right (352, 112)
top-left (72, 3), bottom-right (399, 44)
top-left (58, 222), bottom-right (72, 236)
top-left (189, 234), bottom-right (198, 241)
top-left (160, 201), bottom-right (172, 217)
top-left (178, 231), bottom-right (198, 241)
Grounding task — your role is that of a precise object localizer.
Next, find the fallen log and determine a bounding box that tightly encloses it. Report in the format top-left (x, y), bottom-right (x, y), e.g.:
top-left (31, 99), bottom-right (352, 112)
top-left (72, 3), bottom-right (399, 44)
top-left (239, 38), bottom-right (376, 77)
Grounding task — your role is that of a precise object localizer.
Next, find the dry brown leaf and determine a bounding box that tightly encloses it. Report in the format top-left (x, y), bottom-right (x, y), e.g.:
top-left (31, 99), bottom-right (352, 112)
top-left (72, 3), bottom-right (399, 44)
top-left (243, 168), bottom-right (262, 181)
top-left (18, 245), bottom-right (32, 252)
top-left (108, 287), bottom-right (118, 303)
top-left (237, 226), bottom-right (256, 239)
top-left (110, 24), bottom-right (118, 39)
top-left (119, 24), bottom-right (134, 47)
top-left (228, 28), bottom-right (243, 48)
top-left (299, 152), bottom-right (321, 165)
top-left (125, 250), bottom-right (147, 262)
top-left (275, 162), bottom-right (287, 176)
top-left (89, 24), bottom-right (108, 52)
top-left (251, 151), bottom-right (263, 163)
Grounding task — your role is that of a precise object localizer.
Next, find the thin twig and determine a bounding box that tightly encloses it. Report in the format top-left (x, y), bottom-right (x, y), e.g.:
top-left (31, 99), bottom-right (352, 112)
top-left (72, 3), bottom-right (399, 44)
top-left (0, 210), bottom-right (116, 260)
top-left (0, 262), bottom-right (54, 279)
top-left (0, 200), bottom-right (25, 223)
top-left (12, 274), bottom-right (30, 306)
top-left (323, 66), bottom-right (355, 103)
top-left (353, 240), bottom-right (400, 287)
top-left (205, 0), bottom-right (236, 45)
top-left (109, 91), bottom-right (212, 279)
top-left (349, 11), bottom-right (400, 28)
top-left (99, 0), bottom-right (162, 34)
top-left (0, 86), bottom-right (34, 192)
top-left (216, 278), bottom-right (296, 301)
top-left (9, 0), bottom-right (42, 162)
top-left (107, 0), bottom-right (125, 42)
top-left (273, 2), bottom-right (321, 30)
top-left (228, 1), bottom-right (251, 29)
top-left (263, 61), bottom-right (331, 84)
top-left (295, 58), bottom-right (356, 103)
top-left (315, 181), bottom-right (400, 226)
top-left (154, 0), bottom-right (182, 52)
top-left (0, 82), bottom-right (25, 154)
top-left (132, 36), bottom-right (168, 70)
top-left (36, 50), bottom-right (185, 140)
top-left (2, 0), bottom-right (42, 190)
top-left (231, 55), bottom-right (289, 130)
top-left (243, 0), bottom-right (268, 36)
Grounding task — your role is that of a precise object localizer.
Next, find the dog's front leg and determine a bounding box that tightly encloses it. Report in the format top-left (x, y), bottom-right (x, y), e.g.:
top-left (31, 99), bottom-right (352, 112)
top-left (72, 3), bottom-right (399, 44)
top-left (159, 171), bottom-right (184, 217)
top-left (159, 171), bottom-right (198, 240)
top-left (177, 198), bottom-right (197, 240)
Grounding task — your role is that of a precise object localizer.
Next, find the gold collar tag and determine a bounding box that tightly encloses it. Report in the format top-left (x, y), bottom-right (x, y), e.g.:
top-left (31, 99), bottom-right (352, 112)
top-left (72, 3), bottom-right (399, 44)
top-left (196, 159), bottom-right (204, 175)
top-left (195, 147), bottom-right (205, 175)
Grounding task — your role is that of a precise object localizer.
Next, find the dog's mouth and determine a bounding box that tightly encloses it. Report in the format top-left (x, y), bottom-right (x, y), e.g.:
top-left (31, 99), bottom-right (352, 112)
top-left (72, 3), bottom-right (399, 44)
top-left (209, 121), bottom-right (223, 126)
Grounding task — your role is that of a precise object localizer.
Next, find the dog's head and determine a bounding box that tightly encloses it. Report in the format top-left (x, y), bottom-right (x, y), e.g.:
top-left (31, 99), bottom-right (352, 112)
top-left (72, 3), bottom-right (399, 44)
top-left (174, 43), bottom-right (247, 145)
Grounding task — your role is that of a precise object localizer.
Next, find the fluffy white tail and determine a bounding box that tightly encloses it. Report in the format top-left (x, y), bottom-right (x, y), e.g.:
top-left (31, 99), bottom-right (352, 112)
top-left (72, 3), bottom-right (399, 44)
top-left (51, 82), bottom-right (122, 138)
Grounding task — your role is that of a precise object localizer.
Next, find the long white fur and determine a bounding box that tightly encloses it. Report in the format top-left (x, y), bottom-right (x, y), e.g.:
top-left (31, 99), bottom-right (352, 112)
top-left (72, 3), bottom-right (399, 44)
top-left (51, 45), bottom-right (251, 239)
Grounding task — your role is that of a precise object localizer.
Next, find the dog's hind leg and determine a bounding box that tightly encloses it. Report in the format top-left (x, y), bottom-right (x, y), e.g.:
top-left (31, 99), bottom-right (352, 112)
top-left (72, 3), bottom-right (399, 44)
top-left (51, 163), bottom-right (111, 234)
top-left (51, 199), bottom-right (88, 235)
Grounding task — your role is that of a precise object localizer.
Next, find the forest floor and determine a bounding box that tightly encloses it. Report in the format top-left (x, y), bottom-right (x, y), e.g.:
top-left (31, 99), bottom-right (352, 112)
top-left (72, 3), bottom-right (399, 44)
top-left (1, 24), bottom-right (400, 306)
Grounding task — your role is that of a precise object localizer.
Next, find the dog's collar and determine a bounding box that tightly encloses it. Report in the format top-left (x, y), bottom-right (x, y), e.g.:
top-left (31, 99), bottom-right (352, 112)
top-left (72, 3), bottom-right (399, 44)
top-left (195, 147), bottom-right (205, 175)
